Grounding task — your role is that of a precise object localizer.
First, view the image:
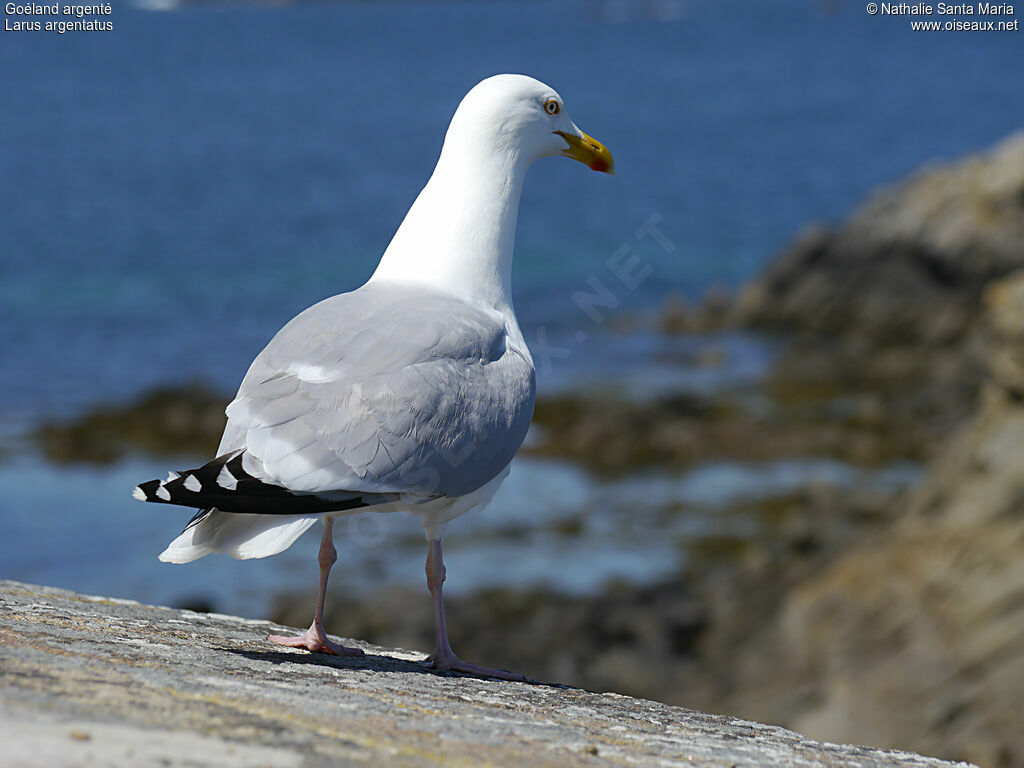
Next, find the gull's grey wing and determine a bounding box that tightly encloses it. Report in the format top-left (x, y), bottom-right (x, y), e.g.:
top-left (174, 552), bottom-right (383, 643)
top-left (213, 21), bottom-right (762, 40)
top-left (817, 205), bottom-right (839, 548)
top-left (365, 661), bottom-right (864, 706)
top-left (221, 283), bottom-right (535, 499)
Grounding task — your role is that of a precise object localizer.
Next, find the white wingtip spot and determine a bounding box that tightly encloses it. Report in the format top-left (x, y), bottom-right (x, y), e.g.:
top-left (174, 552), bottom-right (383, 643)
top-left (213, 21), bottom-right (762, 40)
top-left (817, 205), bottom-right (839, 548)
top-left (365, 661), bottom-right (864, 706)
top-left (184, 474), bottom-right (201, 493)
top-left (155, 485), bottom-right (171, 501)
top-left (217, 464), bottom-right (238, 491)
top-left (132, 486), bottom-right (147, 501)
top-left (166, 471), bottom-right (181, 482)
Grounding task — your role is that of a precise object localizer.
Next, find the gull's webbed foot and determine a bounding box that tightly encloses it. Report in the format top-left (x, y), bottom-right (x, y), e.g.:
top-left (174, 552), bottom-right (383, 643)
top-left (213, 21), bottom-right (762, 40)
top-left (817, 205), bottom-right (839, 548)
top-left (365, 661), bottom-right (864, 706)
top-left (268, 624), bottom-right (363, 657)
top-left (425, 649), bottom-right (526, 682)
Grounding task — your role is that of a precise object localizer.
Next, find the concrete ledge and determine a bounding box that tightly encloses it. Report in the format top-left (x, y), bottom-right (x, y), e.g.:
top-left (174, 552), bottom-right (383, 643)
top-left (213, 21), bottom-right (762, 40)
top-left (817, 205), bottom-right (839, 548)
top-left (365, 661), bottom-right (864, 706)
top-left (0, 580), bottom-right (974, 768)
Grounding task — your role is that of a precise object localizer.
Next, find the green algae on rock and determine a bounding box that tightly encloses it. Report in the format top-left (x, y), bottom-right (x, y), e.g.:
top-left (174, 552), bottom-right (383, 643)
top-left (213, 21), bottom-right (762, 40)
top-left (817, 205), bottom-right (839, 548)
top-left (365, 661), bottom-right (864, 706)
top-left (32, 383), bottom-right (228, 464)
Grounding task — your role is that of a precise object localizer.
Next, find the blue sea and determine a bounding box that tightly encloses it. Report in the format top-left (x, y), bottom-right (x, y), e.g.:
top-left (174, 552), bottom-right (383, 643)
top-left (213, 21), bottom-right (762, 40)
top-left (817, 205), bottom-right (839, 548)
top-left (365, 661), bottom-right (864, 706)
top-left (2, 0), bottom-right (1021, 617)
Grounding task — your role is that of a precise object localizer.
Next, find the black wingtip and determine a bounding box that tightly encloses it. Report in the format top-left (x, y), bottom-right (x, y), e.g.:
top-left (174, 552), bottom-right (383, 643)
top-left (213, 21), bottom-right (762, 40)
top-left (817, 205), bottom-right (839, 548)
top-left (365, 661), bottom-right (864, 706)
top-left (133, 479), bottom-right (164, 502)
top-left (132, 450), bottom-right (379, 517)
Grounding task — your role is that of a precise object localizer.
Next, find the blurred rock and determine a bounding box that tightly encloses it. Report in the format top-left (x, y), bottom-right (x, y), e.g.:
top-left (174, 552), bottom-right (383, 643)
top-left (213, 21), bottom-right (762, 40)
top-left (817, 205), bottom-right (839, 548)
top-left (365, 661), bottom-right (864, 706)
top-left (731, 133), bottom-right (1024, 343)
top-left (983, 272), bottom-right (1024, 396)
top-left (659, 285), bottom-right (736, 334)
top-left (642, 135), bottom-right (1024, 476)
top-left (32, 383), bottom-right (227, 464)
top-left (697, 270), bottom-right (1024, 768)
top-left (528, 382), bottom-right (930, 472)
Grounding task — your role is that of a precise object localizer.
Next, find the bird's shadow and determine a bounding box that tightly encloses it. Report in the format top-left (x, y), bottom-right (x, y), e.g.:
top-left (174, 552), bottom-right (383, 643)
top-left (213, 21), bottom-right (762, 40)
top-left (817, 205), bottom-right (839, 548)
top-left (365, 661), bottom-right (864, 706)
top-left (221, 645), bottom-right (570, 689)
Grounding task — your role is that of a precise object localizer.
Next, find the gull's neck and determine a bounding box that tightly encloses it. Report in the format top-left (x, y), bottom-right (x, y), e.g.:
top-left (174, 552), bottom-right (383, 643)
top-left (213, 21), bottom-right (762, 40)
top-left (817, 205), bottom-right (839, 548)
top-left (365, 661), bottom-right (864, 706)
top-left (368, 138), bottom-right (529, 317)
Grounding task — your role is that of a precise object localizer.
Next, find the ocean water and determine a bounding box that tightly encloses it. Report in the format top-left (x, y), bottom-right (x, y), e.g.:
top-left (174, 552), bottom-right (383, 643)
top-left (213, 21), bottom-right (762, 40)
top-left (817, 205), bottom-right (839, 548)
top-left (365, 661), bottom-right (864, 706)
top-left (1, 0), bottom-right (1022, 615)
top-left (0, 453), bottom-right (919, 617)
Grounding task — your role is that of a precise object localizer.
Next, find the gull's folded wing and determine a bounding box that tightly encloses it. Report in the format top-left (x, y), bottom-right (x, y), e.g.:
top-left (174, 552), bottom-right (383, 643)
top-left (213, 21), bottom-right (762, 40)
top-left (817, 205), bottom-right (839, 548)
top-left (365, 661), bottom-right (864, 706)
top-left (224, 282), bottom-right (536, 500)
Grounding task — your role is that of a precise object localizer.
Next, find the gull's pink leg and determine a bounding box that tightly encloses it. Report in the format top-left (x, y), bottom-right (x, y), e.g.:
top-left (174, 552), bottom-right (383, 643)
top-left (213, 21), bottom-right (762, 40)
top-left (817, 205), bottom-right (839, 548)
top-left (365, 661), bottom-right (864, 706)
top-left (268, 517), bottom-right (363, 657)
top-left (423, 539), bottom-right (525, 681)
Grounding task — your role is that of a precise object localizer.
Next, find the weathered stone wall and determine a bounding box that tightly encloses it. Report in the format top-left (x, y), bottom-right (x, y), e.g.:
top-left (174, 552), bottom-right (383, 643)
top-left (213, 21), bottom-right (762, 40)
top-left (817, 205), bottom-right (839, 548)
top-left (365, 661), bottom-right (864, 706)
top-left (0, 581), bottom-right (972, 768)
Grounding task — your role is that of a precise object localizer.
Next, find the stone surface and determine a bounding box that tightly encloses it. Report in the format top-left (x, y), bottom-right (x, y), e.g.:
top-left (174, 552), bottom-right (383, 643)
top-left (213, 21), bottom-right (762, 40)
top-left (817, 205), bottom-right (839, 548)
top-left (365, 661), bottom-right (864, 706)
top-left (0, 581), bottom-right (971, 768)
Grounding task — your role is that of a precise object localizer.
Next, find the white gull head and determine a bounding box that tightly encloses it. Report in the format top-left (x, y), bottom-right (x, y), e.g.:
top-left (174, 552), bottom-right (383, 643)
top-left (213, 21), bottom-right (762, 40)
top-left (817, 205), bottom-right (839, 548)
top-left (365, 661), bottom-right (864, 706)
top-left (438, 73), bottom-right (614, 174)
top-left (369, 74), bottom-right (613, 314)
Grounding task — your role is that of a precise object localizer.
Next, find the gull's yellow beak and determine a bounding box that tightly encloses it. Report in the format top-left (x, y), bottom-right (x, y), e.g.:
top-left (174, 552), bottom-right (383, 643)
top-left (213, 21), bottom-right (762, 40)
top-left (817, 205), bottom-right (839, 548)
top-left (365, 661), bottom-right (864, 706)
top-left (556, 130), bottom-right (615, 176)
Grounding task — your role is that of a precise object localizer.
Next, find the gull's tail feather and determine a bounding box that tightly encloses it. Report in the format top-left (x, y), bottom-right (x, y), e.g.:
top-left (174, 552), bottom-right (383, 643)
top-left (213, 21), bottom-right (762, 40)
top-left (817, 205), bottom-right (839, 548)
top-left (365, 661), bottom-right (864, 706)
top-left (134, 450), bottom-right (394, 563)
top-left (158, 511), bottom-right (319, 563)
top-left (132, 450), bottom-right (379, 517)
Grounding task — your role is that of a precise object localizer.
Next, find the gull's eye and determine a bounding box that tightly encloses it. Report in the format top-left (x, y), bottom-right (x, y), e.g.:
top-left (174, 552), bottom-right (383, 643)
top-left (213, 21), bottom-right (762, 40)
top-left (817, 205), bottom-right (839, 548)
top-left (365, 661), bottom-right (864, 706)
top-left (544, 99), bottom-right (560, 116)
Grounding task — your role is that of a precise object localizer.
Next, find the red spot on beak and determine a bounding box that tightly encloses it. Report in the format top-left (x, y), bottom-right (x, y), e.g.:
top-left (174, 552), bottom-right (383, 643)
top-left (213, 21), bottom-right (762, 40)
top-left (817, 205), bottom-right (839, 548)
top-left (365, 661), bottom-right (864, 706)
top-left (590, 157), bottom-right (610, 174)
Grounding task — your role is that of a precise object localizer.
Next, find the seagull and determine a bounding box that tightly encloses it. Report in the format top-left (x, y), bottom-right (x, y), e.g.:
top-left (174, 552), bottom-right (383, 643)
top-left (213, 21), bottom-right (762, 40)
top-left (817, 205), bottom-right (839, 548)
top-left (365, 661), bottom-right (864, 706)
top-left (133, 74), bottom-right (613, 680)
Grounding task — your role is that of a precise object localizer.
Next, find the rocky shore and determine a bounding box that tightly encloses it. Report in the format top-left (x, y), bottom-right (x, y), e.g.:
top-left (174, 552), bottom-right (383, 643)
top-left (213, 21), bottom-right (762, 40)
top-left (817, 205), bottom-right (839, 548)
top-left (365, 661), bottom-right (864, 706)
top-left (19, 132), bottom-right (1024, 767)
top-left (648, 132), bottom-right (1024, 469)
